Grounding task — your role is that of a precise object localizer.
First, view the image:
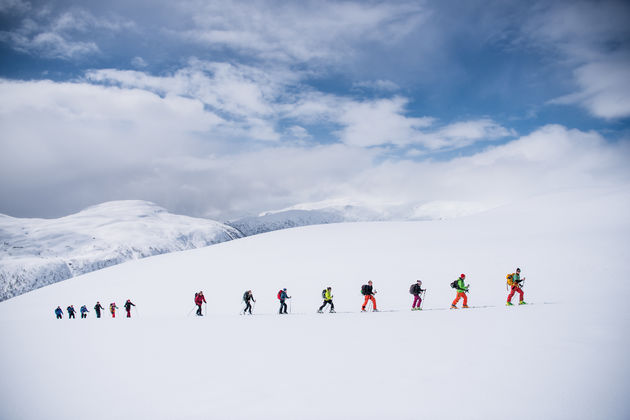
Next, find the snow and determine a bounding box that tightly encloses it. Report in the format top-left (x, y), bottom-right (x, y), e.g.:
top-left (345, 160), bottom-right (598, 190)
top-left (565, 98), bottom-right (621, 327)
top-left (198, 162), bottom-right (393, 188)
top-left (0, 200), bottom-right (242, 301)
top-left (0, 187), bottom-right (629, 419)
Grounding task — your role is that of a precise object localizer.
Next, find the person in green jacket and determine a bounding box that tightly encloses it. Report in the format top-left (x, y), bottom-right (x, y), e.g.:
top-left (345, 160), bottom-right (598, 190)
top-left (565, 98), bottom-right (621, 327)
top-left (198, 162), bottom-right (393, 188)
top-left (451, 274), bottom-right (469, 309)
top-left (318, 287), bottom-right (335, 313)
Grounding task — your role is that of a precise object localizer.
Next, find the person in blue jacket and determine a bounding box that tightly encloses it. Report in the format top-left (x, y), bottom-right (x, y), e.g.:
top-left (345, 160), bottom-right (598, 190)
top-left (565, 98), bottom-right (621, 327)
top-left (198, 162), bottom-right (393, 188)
top-left (67, 305), bottom-right (76, 319)
top-left (278, 288), bottom-right (291, 314)
top-left (55, 306), bottom-right (63, 319)
top-left (80, 305), bottom-right (89, 319)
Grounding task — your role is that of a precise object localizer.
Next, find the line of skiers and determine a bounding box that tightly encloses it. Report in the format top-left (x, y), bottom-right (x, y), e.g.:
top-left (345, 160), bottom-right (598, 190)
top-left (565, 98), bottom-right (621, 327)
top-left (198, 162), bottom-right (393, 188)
top-left (54, 299), bottom-right (135, 319)
top-left (56, 269), bottom-right (526, 318)
top-left (234, 268), bottom-right (526, 315)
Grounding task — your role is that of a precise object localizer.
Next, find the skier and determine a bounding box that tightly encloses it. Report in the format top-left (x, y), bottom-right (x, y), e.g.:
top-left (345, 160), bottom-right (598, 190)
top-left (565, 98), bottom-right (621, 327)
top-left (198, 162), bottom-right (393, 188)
top-left (55, 306), bottom-right (63, 319)
top-left (94, 301), bottom-right (104, 318)
top-left (110, 302), bottom-right (118, 318)
top-left (451, 274), bottom-right (469, 309)
top-left (410, 280), bottom-right (425, 310)
top-left (124, 299), bottom-right (136, 318)
top-left (277, 288), bottom-right (291, 314)
top-left (194, 291), bottom-right (206, 316)
top-left (506, 267), bottom-right (527, 306)
top-left (67, 305), bottom-right (76, 319)
top-left (80, 305), bottom-right (89, 319)
top-left (361, 280), bottom-right (378, 312)
top-left (243, 290), bottom-right (256, 315)
top-left (318, 286), bottom-right (335, 313)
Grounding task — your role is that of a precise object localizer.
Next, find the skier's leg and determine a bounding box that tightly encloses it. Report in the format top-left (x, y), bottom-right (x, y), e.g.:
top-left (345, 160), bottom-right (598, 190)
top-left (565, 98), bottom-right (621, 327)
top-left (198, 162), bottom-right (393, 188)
top-left (517, 286), bottom-right (524, 302)
top-left (330, 300), bottom-right (335, 311)
top-left (462, 293), bottom-right (468, 307)
top-left (319, 301), bottom-right (326, 311)
top-left (507, 287), bottom-right (516, 303)
top-left (362, 295), bottom-right (370, 310)
top-left (452, 294), bottom-right (461, 307)
top-left (370, 295), bottom-right (377, 310)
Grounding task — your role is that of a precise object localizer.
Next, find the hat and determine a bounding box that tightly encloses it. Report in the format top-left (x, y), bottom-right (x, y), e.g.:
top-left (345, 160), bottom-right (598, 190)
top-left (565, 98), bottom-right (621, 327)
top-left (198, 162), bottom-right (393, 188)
top-left (460, 274), bottom-right (466, 279)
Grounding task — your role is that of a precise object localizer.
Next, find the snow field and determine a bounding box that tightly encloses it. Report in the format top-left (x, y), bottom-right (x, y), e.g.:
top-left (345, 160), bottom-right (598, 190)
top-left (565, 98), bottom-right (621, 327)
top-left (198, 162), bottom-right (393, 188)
top-left (0, 187), bottom-right (629, 419)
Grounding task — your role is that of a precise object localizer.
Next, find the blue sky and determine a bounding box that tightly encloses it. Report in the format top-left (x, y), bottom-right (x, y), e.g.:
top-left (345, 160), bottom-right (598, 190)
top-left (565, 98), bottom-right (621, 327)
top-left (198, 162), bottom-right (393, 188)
top-left (0, 0), bottom-right (629, 219)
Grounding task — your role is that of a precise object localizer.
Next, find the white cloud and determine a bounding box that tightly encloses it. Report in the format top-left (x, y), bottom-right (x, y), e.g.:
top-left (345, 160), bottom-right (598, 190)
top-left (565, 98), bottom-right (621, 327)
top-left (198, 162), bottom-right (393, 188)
top-left (0, 6), bottom-right (135, 59)
top-left (131, 56), bottom-right (148, 68)
top-left (550, 56), bottom-right (630, 119)
top-left (353, 79), bottom-right (400, 92)
top-left (522, 0), bottom-right (630, 119)
top-left (335, 97), bottom-right (433, 147)
top-left (1, 78), bottom-right (627, 220)
top-left (172, 0), bottom-right (428, 63)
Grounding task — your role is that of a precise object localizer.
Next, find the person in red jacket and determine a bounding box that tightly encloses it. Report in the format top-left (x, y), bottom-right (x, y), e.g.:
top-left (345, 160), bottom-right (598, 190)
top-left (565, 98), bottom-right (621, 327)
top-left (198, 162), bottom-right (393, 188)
top-left (194, 291), bottom-right (206, 316)
top-left (110, 302), bottom-right (118, 318)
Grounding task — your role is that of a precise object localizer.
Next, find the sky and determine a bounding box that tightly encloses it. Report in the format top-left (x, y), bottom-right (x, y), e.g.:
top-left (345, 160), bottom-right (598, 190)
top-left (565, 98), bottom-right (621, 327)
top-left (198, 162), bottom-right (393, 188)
top-left (0, 0), bottom-right (629, 220)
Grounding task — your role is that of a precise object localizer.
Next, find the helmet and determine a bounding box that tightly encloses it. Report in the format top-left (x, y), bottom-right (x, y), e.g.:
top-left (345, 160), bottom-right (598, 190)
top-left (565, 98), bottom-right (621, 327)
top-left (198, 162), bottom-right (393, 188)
top-left (516, 268), bottom-right (521, 272)
top-left (460, 274), bottom-right (466, 279)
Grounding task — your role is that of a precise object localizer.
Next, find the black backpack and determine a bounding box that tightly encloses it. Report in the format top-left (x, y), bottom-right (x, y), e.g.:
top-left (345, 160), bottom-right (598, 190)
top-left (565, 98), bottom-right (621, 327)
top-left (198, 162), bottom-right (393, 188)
top-left (361, 284), bottom-right (369, 295)
top-left (450, 280), bottom-right (458, 289)
top-left (243, 291), bottom-right (249, 301)
top-left (409, 284), bottom-right (416, 294)
top-left (322, 289), bottom-right (327, 299)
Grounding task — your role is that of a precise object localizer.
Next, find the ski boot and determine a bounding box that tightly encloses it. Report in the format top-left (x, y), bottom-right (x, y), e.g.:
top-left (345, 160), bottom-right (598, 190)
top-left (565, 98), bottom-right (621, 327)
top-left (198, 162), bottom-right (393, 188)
top-left (450, 305), bottom-right (457, 309)
top-left (330, 309), bottom-right (336, 313)
top-left (317, 309), bottom-right (323, 313)
top-left (519, 301), bottom-right (527, 305)
top-left (462, 305), bottom-right (469, 308)
top-left (372, 309), bottom-right (379, 312)
top-left (506, 302), bottom-right (514, 306)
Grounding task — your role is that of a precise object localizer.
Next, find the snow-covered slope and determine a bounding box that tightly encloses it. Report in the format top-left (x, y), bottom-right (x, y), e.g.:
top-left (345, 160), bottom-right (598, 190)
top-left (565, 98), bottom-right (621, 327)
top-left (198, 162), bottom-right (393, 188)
top-left (0, 201), bottom-right (242, 301)
top-left (0, 187), bottom-right (628, 420)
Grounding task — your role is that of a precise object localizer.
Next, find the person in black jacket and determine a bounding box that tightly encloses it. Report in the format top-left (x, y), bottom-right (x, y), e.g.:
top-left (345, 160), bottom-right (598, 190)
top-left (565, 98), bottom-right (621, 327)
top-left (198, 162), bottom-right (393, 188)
top-left (124, 299), bottom-right (136, 318)
top-left (67, 305), bottom-right (76, 319)
top-left (94, 301), bottom-right (104, 318)
top-left (361, 280), bottom-right (378, 312)
top-left (243, 290), bottom-right (256, 315)
top-left (410, 280), bottom-right (425, 311)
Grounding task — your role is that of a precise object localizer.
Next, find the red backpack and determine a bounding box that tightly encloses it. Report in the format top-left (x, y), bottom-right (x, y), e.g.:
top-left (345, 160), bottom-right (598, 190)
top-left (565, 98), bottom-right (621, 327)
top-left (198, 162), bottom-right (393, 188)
top-left (277, 290), bottom-right (283, 300)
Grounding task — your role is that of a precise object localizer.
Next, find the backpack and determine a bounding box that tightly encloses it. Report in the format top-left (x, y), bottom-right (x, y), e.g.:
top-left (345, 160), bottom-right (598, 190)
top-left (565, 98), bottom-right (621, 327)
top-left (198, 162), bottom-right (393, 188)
top-left (243, 291), bottom-right (249, 301)
top-left (450, 280), bottom-right (458, 289)
top-left (322, 289), bottom-right (327, 299)
top-left (409, 284), bottom-right (416, 294)
top-left (506, 273), bottom-right (515, 287)
top-left (361, 284), bottom-right (369, 295)
top-left (277, 290), bottom-right (283, 300)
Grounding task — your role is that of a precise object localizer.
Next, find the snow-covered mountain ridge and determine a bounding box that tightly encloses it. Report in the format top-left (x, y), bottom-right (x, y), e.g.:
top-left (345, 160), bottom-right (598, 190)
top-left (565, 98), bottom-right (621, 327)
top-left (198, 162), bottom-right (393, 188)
top-left (226, 199), bottom-right (489, 236)
top-left (0, 200), bottom-right (242, 301)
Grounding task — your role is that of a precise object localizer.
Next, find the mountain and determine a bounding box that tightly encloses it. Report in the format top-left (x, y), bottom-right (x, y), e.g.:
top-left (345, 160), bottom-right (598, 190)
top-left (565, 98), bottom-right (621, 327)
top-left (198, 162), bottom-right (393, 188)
top-left (227, 199), bottom-right (489, 236)
top-left (0, 187), bottom-right (627, 420)
top-left (0, 200), bottom-right (242, 301)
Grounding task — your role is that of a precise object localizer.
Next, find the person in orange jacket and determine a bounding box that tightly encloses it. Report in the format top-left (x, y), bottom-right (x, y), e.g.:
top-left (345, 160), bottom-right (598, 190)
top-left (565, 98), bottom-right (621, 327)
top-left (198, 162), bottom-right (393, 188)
top-left (451, 274), bottom-right (469, 309)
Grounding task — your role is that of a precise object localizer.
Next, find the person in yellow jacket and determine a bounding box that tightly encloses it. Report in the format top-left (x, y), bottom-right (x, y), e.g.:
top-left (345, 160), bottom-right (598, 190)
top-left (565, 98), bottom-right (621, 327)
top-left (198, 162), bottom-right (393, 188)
top-left (318, 287), bottom-right (335, 313)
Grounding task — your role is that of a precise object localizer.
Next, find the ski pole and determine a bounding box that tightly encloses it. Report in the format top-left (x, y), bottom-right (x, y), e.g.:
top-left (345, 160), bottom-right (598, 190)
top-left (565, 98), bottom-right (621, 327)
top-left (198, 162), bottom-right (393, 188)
top-left (421, 290), bottom-right (426, 310)
top-left (187, 306), bottom-right (196, 317)
top-left (204, 302), bottom-right (207, 316)
top-left (289, 299), bottom-right (292, 314)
